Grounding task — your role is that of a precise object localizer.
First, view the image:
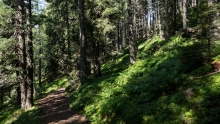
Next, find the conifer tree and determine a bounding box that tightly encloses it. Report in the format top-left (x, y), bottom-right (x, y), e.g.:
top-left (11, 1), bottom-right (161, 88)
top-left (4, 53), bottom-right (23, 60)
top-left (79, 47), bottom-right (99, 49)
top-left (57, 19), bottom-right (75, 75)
top-left (16, 0), bottom-right (27, 110)
top-left (128, 0), bottom-right (137, 64)
top-left (78, 0), bottom-right (87, 83)
top-left (26, 0), bottom-right (34, 108)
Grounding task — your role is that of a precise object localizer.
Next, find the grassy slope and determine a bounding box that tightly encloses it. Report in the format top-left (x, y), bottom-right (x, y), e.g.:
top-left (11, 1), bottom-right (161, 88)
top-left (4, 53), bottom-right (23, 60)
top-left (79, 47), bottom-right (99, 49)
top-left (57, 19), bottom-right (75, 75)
top-left (69, 35), bottom-right (220, 124)
top-left (0, 77), bottom-right (69, 124)
top-left (1, 35), bottom-right (219, 124)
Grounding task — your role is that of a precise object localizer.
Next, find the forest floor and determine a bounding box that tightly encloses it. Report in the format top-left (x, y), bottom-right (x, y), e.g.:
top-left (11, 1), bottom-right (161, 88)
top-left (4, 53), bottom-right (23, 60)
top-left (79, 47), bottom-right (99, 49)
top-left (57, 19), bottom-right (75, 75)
top-left (37, 88), bottom-right (90, 124)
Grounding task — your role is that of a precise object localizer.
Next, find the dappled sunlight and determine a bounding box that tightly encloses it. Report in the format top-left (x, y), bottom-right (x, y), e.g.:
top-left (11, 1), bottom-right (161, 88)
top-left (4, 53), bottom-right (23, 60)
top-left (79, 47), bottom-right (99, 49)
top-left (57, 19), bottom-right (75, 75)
top-left (11, 107), bottom-right (40, 124)
top-left (42, 77), bottom-right (69, 94)
top-left (38, 88), bottom-right (89, 124)
top-left (0, 103), bottom-right (21, 124)
top-left (69, 35), bottom-right (192, 123)
top-left (69, 33), bottom-right (220, 123)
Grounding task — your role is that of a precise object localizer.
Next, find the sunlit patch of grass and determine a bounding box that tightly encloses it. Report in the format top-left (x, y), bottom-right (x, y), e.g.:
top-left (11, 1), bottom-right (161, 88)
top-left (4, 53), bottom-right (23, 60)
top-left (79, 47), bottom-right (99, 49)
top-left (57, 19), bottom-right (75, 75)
top-left (43, 77), bottom-right (69, 94)
top-left (69, 34), bottom-right (220, 123)
top-left (0, 103), bottom-right (40, 124)
top-left (1, 76), bottom-right (69, 124)
top-left (0, 103), bottom-right (20, 124)
top-left (11, 106), bottom-right (40, 124)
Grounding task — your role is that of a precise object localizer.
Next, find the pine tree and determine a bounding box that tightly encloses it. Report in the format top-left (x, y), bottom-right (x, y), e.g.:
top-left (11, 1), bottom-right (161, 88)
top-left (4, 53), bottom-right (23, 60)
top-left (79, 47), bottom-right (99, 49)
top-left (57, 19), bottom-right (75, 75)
top-left (16, 0), bottom-right (27, 110)
top-left (78, 0), bottom-right (87, 83)
top-left (128, 0), bottom-right (137, 64)
top-left (26, 0), bottom-right (34, 108)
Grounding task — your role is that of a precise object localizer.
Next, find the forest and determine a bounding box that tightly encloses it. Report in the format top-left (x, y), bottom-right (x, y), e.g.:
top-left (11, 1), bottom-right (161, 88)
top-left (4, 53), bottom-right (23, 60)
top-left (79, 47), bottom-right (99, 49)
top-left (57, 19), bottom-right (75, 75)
top-left (0, 0), bottom-right (220, 123)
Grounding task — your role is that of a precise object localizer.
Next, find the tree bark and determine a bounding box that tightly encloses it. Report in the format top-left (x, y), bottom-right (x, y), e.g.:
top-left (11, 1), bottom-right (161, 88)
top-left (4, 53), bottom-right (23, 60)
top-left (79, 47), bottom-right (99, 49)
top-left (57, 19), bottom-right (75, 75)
top-left (16, 86), bottom-right (21, 105)
top-left (0, 87), bottom-right (3, 106)
top-left (78, 0), bottom-right (87, 83)
top-left (133, 0), bottom-right (138, 54)
top-left (66, 0), bottom-right (71, 71)
top-left (144, 0), bottom-right (149, 39)
top-left (152, 0), bottom-right (157, 35)
top-left (117, 19), bottom-right (120, 51)
top-left (93, 39), bottom-right (102, 78)
top-left (161, 0), bottom-right (169, 40)
top-left (26, 0), bottom-right (34, 109)
top-left (38, 36), bottom-right (42, 94)
top-left (158, 1), bottom-right (162, 39)
top-left (128, 0), bottom-right (137, 64)
top-left (173, 0), bottom-right (177, 32)
top-left (183, 0), bottom-right (187, 31)
top-left (17, 0), bottom-right (27, 110)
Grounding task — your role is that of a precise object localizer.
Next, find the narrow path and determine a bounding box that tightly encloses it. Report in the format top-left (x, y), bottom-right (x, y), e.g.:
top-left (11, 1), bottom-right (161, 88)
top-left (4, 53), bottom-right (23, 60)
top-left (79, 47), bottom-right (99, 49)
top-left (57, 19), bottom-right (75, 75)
top-left (38, 88), bottom-right (90, 124)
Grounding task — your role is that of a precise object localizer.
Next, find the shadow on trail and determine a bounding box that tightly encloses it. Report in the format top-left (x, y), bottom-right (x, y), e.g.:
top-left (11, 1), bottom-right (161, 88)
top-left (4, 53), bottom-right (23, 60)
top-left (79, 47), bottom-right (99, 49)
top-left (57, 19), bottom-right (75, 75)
top-left (38, 88), bottom-right (90, 124)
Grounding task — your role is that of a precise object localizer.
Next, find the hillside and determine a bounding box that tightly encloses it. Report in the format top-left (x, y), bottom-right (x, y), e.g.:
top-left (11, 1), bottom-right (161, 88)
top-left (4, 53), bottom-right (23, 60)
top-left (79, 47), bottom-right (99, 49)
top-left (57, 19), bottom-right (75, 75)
top-left (1, 1), bottom-right (220, 124)
top-left (69, 35), bottom-right (220, 124)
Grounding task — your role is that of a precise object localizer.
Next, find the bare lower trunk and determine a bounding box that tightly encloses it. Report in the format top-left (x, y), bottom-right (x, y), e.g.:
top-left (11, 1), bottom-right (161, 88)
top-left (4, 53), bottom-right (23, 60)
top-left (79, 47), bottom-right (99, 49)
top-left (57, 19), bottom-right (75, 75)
top-left (93, 39), bottom-right (102, 77)
top-left (144, 0), bottom-right (149, 39)
top-left (66, 0), bottom-right (71, 71)
top-left (152, 0), bottom-right (157, 35)
top-left (78, 0), bottom-right (87, 83)
top-left (158, 1), bottom-right (162, 39)
top-left (17, 0), bottom-right (27, 110)
top-left (128, 0), bottom-right (137, 64)
top-left (16, 86), bottom-right (21, 105)
top-left (173, 0), bottom-right (177, 32)
top-left (183, 0), bottom-right (187, 31)
top-left (26, 0), bottom-right (34, 108)
top-left (0, 87), bottom-right (3, 106)
top-left (161, 0), bottom-right (169, 40)
top-left (38, 50), bottom-right (42, 93)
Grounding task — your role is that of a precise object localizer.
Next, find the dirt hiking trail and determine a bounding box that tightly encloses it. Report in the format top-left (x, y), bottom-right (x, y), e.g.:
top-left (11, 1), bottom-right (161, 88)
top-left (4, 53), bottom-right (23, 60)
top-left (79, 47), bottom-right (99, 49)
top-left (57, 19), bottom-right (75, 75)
top-left (37, 88), bottom-right (90, 124)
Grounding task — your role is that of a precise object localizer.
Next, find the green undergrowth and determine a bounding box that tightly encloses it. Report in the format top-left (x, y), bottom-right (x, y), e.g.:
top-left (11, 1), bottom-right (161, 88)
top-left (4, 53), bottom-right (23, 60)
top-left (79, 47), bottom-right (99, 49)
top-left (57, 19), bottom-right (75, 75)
top-left (39, 76), bottom-right (69, 94)
top-left (69, 35), bottom-right (220, 124)
top-left (0, 103), bottom-right (40, 124)
top-left (0, 77), bottom-right (69, 124)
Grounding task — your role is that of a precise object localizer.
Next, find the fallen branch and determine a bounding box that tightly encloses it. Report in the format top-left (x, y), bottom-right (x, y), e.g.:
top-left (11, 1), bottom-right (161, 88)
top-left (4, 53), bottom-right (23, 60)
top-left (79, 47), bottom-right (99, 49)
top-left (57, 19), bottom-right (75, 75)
top-left (195, 70), bottom-right (220, 79)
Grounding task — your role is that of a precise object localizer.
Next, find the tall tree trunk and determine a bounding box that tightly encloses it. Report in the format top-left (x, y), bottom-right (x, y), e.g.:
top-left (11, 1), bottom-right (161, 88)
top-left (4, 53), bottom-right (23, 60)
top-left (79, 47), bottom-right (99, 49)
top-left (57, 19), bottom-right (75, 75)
top-left (128, 0), bottom-right (137, 64)
top-left (66, 0), bottom-right (71, 71)
top-left (144, 0), bottom-right (149, 39)
top-left (15, 59), bottom-right (21, 105)
top-left (119, 20), bottom-right (123, 52)
top-left (93, 39), bottom-right (102, 78)
top-left (161, 0), bottom-right (169, 40)
top-left (17, 0), bottom-right (27, 110)
top-left (26, 0), bottom-right (34, 109)
top-left (173, 0), bottom-right (177, 32)
top-left (38, 53), bottom-right (42, 93)
top-left (158, 1), bottom-right (162, 39)
top-left (133, 0), bottom-right (138, 54)
top-left (152, 0), bottom-right (157, 35)
top-left (183, 0), bottom-right (187, 31)
top-left (16, 86), bottom-right (21, 105)
top-left (78, 0), bottom-right (87, 83)
top-left (116, 19), bottom-right (120, 51)
top-left (0, 87), bottom-right (3, 106)
top-left (38, 30), bottom-right (42, 94)
top-left (122, 18), bottom-right (127, 48)
top-left (117, 19), bottom-right (122, 52)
